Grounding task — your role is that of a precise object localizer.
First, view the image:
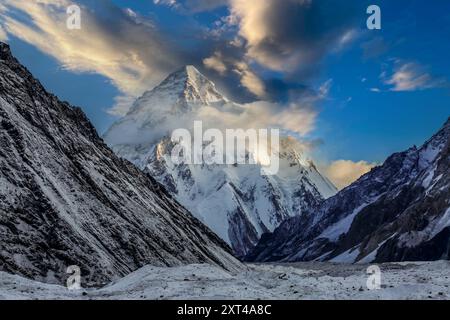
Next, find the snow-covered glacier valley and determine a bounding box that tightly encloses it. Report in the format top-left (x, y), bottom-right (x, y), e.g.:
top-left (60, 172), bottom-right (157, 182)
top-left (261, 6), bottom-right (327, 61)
top-left (1, 261), bottom-right (450, 300)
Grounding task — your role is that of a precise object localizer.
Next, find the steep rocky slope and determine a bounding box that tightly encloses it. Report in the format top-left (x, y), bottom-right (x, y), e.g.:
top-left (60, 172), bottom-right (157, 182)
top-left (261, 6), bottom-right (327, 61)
top-left (0, 42), bottom-right (241, 286)
top-left (248, 117), bottom-right (450, 263)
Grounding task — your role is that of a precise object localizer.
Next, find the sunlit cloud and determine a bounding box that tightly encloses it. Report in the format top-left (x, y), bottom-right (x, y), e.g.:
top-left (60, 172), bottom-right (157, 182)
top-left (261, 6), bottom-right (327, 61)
top-left (0, 0), bottom-right (182, 111)
top-left (232, 61), bottom-right (266, 98)
top-left (322, 160), bottom-right (377, 190)
top-left (0, 0), bottom-right (359, 144)
top-left (203, 51), bottom-right (227, 75)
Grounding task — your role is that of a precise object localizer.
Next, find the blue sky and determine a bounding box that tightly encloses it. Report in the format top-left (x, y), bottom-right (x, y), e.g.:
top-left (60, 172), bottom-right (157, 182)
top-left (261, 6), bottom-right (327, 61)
top-left (1, 0), bottom-right (449, 182)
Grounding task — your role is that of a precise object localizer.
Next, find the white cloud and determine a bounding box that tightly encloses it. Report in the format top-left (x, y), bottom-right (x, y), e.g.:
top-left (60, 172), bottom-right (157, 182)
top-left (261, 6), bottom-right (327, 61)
top-left (197, 100), bottom-right (316, 136)
top-left (322, 160), bottom-right (377, 190)
top-left (385, 62), bottom-right (447, 92)
top-left (0, 0), bottom-right (182, 114)
top-left (107, 98), bottom-right (317, 147)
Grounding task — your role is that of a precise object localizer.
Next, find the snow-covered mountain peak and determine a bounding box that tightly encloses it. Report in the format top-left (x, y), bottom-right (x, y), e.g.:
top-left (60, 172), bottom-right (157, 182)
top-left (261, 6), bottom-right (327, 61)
top-left (168, 65), bottom-right (226, 104)
top-left (104, 66), bottom-right (337, 257)
top-left (278, 137), bottom-right (310, 166)
top-left (133, 65), bottom-right (226, 112)
top-left (103, 65), bottom-right (229, 147)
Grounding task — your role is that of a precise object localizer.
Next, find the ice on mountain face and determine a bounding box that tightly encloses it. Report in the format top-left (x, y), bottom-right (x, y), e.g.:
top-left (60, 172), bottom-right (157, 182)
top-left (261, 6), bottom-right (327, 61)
top-left (249, 117), bottom-right (450, 264)
top-left (319, 203), bottom-right (370, 242)
top-left (142, 133), bottom-right (335, 257)
top-left (0, 42), bottom-right (242, 286)
top-left (104, 66), bottom-right (337, 257)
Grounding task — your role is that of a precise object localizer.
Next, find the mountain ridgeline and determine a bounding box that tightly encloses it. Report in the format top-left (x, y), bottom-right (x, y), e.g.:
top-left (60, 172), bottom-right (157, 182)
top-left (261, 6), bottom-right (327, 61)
top-left (247, 117), bottom-right (450, 263)
top-left (0, 42), bottom-right (242, 286)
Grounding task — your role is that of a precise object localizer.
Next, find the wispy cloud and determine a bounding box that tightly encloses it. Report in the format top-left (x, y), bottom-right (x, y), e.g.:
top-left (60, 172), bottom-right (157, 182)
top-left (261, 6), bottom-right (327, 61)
top-left (384, 62), bottom-right (447, 92)
top-left (154, 0), bottom-right (228, 13)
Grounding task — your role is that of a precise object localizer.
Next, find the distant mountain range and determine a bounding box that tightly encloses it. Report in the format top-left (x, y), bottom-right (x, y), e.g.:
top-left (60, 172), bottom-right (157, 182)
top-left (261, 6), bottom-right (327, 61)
top-left (104, 65), bottom-right (337, 257)
top-left (0, 42), bottom-right (241, 286)
top-left (247, 117), bottom-right (450, 263)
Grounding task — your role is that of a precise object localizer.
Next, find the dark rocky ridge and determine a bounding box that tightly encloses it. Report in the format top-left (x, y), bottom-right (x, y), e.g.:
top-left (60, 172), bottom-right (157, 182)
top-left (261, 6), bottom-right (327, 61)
top-left (247, 117), bottom-right (450, 263)
top-left (0, 42), bottom-right (241, 286)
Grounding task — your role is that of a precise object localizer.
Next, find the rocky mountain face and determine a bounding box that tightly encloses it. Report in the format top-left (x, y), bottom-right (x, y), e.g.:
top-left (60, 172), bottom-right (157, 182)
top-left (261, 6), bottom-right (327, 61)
top-left (248, 117), bottom-right (450, 263)
top-left (104, 66), bottom-right (337, 257)
top-left (0, 42), bottom-right (242, 287)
